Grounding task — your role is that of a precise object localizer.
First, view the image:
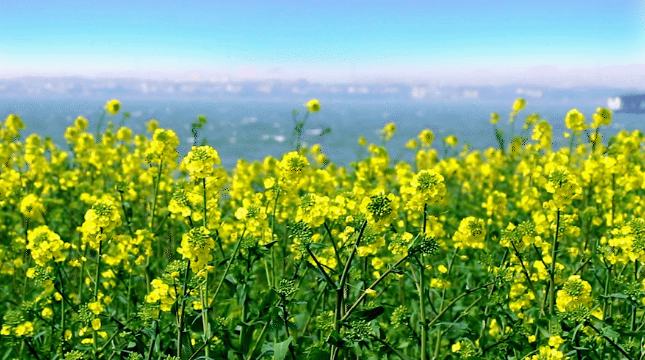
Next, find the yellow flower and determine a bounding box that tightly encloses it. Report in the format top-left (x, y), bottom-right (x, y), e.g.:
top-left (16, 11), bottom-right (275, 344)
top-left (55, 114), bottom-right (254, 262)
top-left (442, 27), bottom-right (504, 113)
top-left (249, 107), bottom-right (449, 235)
top-left (381, 122), bottom-right (396, 141)
top-left (548, 335), bottom-right (564, 349)
top-left (88, 301), bottom-right (104, 315)
top-left (360, 193), bottom-right (398, 227)
top-left (80, 196), bottom-right (122, 249)
top-left (235, 207), bottom-right (249, 221)
top-left (104, 99), bottom-right (121, 115)
top-left (490, 112), bottom-right (500, 125)
top-left (418, 129), bottom-right (435, 147)
top-left (4, 113), bottom-right (25, 134)
top-left (544, 166), bottom-right (581, 209)
top-left (564, 108), bottom-right (586, 132)
top-left (14, 322), bottom-right (34, 337)
top-left (405, 139), bottom-right (418, 149)
top-left (20, 194), bottom-right (45, 220)
top-left (146, 278), bottom-right (178, 312)
top-left (592, 107), bottom-right (612, 128)
top-left (512, 98), bottom-right (526, 114)
top-left (145, 128), bottom-right (180, 163)
top-left (305, 98), bottom-right (321, 112)
top-left (42, 307), bottom-right (54, 319)
top-left (556, 275), bottom-right (593, 313)
top-left (177, 227), bottom-right (214, 272)
top-left (444, 135), bottom-right (458, 147)
top-left (528, 335), bottom-right (537, 343)
top-left (1, 325), bottom-right (11, 336)
top-left (279, 151), bottom-right (309, 182)
top-left (403, 170), bottom-right (446, 210)
top-left (532, 120), bottom-right (552, 150)
top-left (453, 217), bottom-right (486, 249)
top-left (181, 145), bottom-right (222, 179)
top-left (528, 345), bottom-right (565, 360)
top-left (27, 225), bottom-right (70, 266)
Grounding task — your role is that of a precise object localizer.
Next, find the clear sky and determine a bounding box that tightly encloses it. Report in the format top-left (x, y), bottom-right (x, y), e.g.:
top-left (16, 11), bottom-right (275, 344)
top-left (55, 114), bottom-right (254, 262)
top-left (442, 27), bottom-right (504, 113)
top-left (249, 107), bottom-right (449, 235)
top-left (1, 0), bottom-right (644, 84)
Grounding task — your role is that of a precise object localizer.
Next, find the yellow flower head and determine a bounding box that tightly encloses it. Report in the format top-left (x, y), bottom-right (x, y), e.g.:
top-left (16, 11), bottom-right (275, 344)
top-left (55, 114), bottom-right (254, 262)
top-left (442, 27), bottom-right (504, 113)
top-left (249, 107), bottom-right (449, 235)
top-left (80, 196), bottom-right (122, 248)
top-left (592, 107), bottom-right (612, 129)
top-left (177, 226), bottom-right (214, 272)
top-left (381, 122), bottom-right (396, 141)
top-left (418, 129), bottom-right (435, 147)
top-left (27, 225), bottom-right (70, 266)
top-left (410, 170), bottom-right (446, 205)
top-left (279, 151), bottom-right (309, 181)
top-left (444, 135), bottom-right (458, 147)
top-left (20, 194), bottom-right (45, 220)
top-left (545, 166), bottom-right (581, 208)
top-left (5, 113), bottom-right (25, 135)
top-left (453, 217), bottom-right (486, 249)
top-left (490, 112), bottom-right (500, 125)
top-left (305, 98), bottom-right (321, 112)
top-left (104, 99), bottom-right (121, 116)
top-left (360, 192), bottom-right (398, 227)
top-left (512, 98), bottom-right (527, 114)
top-left (146, 278), bottom-right (178, 312)
top-left (181, 146), bottom-right (222, 180)
top-left (564, 108), bottom-right (586, 132)
top-left (556, 275), bottom-right (593, 314)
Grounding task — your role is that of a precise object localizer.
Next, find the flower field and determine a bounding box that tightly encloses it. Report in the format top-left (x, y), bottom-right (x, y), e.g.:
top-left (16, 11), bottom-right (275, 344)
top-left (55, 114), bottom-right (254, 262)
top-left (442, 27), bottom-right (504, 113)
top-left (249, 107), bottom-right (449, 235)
top-left (0, 99), bottom-right (643, 359)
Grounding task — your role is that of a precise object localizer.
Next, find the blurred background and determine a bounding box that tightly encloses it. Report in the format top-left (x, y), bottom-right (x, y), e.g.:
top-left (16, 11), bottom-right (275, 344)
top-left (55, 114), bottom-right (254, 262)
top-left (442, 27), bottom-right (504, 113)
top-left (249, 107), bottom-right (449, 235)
top-left (1, 0), bottom-right (644, 166)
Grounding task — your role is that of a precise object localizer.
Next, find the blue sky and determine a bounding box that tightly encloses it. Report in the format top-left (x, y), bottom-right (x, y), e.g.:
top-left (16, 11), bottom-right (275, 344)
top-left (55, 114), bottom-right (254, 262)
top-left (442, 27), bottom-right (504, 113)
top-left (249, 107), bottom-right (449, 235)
top-left (0, 0), bottom-right (643, 84)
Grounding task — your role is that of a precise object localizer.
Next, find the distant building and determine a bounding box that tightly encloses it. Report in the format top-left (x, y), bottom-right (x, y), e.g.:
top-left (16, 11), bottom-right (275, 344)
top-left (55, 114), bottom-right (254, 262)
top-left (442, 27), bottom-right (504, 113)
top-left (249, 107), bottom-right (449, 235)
top-left (608, 94), bottom-right (645, 113)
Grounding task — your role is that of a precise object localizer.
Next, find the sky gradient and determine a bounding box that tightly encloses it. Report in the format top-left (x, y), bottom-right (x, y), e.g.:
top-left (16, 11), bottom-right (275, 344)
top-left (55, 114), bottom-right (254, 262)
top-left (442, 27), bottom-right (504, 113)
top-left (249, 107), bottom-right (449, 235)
top-left (1, 0), bottom-right (644, 85)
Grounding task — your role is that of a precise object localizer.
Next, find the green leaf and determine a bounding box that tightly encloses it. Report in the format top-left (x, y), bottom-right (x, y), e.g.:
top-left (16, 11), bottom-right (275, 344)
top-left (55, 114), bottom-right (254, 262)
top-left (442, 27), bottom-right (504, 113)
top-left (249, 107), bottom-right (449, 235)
top-left (600, 326), bottom-right (620, 339)
top-left (602, 293), bottom-right (628, 300)
top-left (273, 336), bottom-right (293, 360)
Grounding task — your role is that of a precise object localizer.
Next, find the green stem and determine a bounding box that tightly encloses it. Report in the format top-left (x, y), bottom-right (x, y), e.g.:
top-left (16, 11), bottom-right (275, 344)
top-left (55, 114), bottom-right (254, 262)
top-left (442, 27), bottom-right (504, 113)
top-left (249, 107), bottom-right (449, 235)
top-left (418, 257), bottom-right (427, 360)
top-left (433, 248), bottom-right (458, 358)
top-left (587, 321), bottom-right (634, 360)
top-left (210, 229), bottom-right (245, 304)
top-left (145, 319), bottom-right (159, 360)
top-left (177, 260), bottom-right (191, 357)
top-left (631, 261), bottom-right (639, 332)
top-left (549, 209), bottom-right (561, 315)
top-left (150, 159), bottom-right (164, 230)
top-left (201, 178), bottom-right (210, 359)
top-left (246, 321), bottom-right (269, 360)
top-left (341, 253), bottom-right (410, 322)
top-left (603, 263), bottom-right (612, 321)
top-left (92, 237), bottom-right (103, 355)
top-left (331, 220), bottom-right (367, 360)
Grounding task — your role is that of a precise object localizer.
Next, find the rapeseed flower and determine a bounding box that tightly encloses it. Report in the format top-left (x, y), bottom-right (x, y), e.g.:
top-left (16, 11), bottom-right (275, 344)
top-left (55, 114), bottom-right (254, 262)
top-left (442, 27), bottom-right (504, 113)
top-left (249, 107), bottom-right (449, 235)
top-left (104, 99), bottom-right (121, 115)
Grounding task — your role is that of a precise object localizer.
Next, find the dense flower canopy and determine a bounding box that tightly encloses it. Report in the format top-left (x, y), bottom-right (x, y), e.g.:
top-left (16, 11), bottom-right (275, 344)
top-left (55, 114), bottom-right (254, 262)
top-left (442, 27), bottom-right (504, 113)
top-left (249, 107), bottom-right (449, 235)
top-left (0, 101), bottom-right (642, 359)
